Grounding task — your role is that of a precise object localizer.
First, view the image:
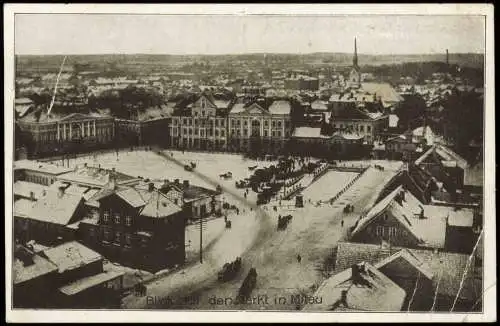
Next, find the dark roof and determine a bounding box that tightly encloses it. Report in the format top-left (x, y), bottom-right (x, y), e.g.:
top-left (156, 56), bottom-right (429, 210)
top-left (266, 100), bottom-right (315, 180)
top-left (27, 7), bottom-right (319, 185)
top-left (13, 245), bottom-right (58, 285)
top-left (42, 241), bottom-right (102, 273)
top-left (334, 242), bottom-right (481, 301)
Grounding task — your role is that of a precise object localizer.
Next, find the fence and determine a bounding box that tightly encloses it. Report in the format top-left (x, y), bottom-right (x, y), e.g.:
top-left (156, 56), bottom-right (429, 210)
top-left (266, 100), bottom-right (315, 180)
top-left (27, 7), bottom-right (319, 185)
top-left (319, 166), bottom-right (370, 205)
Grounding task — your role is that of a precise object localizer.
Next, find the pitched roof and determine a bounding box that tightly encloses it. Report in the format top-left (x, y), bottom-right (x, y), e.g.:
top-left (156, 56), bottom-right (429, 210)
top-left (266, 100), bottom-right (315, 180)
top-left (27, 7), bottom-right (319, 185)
top-left (333, 241), bottom-right (481, 301)
top-left (139, 190), bottom-right (182, 218)
top-left (58, 165), bottom-right (139, 188)
top-left (116, 187), bottom-right (147, 208)
top-left (268, 100), bottom-right (291, 115)
top-left (361, 82), bottom-right (404, 105)
top-left (13, 246), bottom-right (58, 285)
top-left (42, 241), bottom-right (102, 273)
top-left (351, 186), bottom-right (448, 249)
top-left (14, 190), bottom-right (83, 225)
top-left (304, 262), bottom-right (406, 311)
top-left (292, 127), bottom-right (324, 139)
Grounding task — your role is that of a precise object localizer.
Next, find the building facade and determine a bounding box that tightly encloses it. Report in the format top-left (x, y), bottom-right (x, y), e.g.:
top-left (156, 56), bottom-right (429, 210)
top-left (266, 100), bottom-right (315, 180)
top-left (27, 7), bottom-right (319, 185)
top-left (79, 185), bottom-right (186, 272)
top-left (227, 101), bottom-right (292, 155)
top-left (17, 112), bottom-right (115, 157)
top-left (169, 94), bottom-right (229, 151)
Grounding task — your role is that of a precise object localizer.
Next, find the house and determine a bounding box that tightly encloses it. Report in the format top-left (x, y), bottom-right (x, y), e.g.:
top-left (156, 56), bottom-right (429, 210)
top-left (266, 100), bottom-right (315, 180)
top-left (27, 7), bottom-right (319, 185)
top-left (78, 183), bottom-right (186, 272)
top-left (13, 244), bottom-right (59, 308)
top-left (13, 242), bottom-right (124, 308)
top-left (333, 241), bottom-right (482, 311)
top-left (14, 159), bottom-right (73, 186)
top-left (227, 100), bottom-right (292, 155)
top-left (349, 186), bottom-right (448, 250)
top-left (169, 92), bottom-right (231, 151)
top-left (303, 262), bottom-right (406, 311)
top-left (57, 164), bottom-right (141, 189)
top-left (17, 111), bottom-right (115, 157)
top-left (14, 187), bottom-right (85, 246)
top-left (40, 241), bottom-right (124, 308)
top-left (159, 179), bottom-right (222, 221)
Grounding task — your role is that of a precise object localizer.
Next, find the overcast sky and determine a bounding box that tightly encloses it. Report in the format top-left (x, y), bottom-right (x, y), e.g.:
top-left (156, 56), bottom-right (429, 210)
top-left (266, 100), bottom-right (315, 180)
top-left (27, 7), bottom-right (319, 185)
top-left (15, 14), bottom-right (485, 55)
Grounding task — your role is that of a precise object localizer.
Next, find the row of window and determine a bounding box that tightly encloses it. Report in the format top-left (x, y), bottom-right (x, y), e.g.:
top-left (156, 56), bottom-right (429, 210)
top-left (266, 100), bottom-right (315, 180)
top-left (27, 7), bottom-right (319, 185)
top-left (375, 225), bottom-right (407, 237)
top-left (177, 128), bottom-right (226, 137)
top-left (91, 227), bottom-right (149, 247)
top-left (333, 124), bottom-right (372, 133)
top-left (229, 129), bottom-right (284, 138)
top-left (178, 118), bottom-right (226, 127)
top-left (102, 211), bottom-right (133, 226)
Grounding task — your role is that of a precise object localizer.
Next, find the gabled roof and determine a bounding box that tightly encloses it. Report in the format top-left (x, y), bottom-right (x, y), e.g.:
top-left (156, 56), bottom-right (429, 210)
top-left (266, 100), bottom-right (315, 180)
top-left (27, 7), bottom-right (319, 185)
top-left (303, 262), bottom-right (406, 311)
top-left (229, 102), bottom-right (269, 116)
top-left (14, 190), bottom-right (83, 225)
top-left (375, 248), bottom-right (434, 280)
top-left (59, 270), bottom-right (125, 296)
top-left (351, 186), bottom-right (448, 249)
top-left (13, 245), bottom-right (58, 285)
top-left (42, 241), bottom-right (102, 273)
top-left (116, 187), bottom-right (147, 208)
top-left (333, 241), bottom-right (481, 302)
top-left (14, 181), bottom-right (49, 200)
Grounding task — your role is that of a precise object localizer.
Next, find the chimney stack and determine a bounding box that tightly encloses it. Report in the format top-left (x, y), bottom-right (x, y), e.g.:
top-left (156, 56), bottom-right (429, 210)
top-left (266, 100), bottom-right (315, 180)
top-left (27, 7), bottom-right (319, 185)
top-left (351, 264), bottom-right (362, 284)
top-left (58, 186), bottom-right (65, 198)
top-left (29, 191), bottom-right (35, 201)
top-left (183, 180), bottom-right (189, 188)
top-left (148, 182), bottom-right (155, 192)
top-left (175, 179), bottom-right (180, 185)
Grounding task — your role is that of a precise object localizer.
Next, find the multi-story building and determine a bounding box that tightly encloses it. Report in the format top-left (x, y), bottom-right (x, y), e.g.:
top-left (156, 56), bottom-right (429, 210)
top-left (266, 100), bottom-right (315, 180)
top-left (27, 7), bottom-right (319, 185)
top-left (17, 110), bottom-right (115, 157)
top-left (227, 100), bottom-right (292, 155)
top-left (329, 92), bottom-right (389, 145)
top-left (79, 182), bottom-right (186, 272)
top-left (169, 93), bottom-right (230, 151)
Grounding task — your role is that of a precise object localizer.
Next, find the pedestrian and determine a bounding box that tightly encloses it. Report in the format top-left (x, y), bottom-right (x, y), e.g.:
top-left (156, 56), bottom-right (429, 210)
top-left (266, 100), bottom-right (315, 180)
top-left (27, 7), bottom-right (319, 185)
top-left (341, 220), bottom-right (344, 227)
top-left (297, 254), bottom-right (302, 263)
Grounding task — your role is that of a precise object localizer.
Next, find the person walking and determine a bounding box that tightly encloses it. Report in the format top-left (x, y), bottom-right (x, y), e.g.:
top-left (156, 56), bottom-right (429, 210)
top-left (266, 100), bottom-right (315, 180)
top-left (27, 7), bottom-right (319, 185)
top-left (297, 254), bottom-right (302, 263)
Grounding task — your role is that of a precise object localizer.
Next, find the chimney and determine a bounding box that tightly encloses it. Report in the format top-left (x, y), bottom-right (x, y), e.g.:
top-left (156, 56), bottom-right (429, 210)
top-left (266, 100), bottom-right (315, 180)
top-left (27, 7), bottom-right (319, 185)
top-left (29, 191), bottom-right (35, 201)
top-left (175, 179), bottom-right (180, 185)
top-left (183, 180), bottom-right (189, 188)
top-left (351, 264), bottom-right (362, 284)
top-left (419, 205), bottom-right (425, 219)
top-left (148, 182), bottom-right (155, 192)
top-left (84, 163), bottom-right (87, 168)
top-left (58, 186), bottom-right (65, 198)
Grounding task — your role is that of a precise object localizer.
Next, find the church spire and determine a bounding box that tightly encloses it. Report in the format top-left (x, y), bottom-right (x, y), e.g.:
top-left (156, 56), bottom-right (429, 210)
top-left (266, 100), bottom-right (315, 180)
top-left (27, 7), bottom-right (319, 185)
top-left (353, 37), bottom-right (359, 68)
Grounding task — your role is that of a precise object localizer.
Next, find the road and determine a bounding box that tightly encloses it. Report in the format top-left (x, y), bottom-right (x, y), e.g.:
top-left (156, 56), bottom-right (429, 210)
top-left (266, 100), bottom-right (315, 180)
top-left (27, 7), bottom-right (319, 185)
top-left (122, 154), bottom-right (401, 310)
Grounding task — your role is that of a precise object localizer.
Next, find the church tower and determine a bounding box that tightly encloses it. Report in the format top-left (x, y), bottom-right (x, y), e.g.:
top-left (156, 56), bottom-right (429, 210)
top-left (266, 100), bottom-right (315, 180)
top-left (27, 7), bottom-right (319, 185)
top-left (348, 37), bottom-right (361, 88)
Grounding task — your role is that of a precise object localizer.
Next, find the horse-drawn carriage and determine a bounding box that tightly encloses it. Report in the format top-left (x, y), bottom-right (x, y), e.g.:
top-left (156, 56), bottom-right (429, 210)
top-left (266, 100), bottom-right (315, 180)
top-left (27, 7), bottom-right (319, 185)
top-left (343, 204), bottom-right (354, 214)
top-left (277, 214), bottom-right (293, 230)
top-left (218, 257), bottom-right (242, 282)
top-left (248, 165), bottom-right (258, 171)
top-left (238, 268), bottom-right (257, 301)
top-left (184, 164), bottom-right (193, 171)
top-left (225, 220), bottom-right (232, 228)
top-left (220, 171), bottom-right (232, 179)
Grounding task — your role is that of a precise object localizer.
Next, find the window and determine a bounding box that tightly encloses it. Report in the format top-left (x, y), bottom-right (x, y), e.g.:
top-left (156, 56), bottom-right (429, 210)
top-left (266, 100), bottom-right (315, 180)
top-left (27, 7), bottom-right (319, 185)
top-left (264, 130), bottom-right (268, 137)
top-left (220, 130), bottom-right (225, 137)
top-left (360, 125), bottom-right (365, 132)
top-left (376, 226), bottom-right (384, 236)
top-left (125, 215), bottom-right (132, 226)
top-left (200, 130), bottom-right (205, 137)
top-left (244, 120), bottom-right (248, 126)
top-left (183, 128), bottom-right (187, 135)
top-left (103, 229), bottom-right (112, 242)
top-left (114, 213), bottom-right (120, 224)
top-left (215, 129), bottom-right (219, 137)
top-left (221, 120), bottom-right (225, 127)
top-left (183, 118), bottom-right (187, 125)
top-left (276, 131), bottom-right (281, 137)
top-left (243, 129), bottom-right (248, 136)
top-left (115, 231), bottom-right (121, 243)
top-left (124, 233), bottom-right (132, 247)
top-left (189, 128), bottom-right (193, 135)
top-left (264, 120), bottom-right (269, 126)
top-left (277, 121), bottom-right (282, 128)
top-left (103, 211), bottom-right (110, 223)
top-left (272, 121), bottom-right (276, 128)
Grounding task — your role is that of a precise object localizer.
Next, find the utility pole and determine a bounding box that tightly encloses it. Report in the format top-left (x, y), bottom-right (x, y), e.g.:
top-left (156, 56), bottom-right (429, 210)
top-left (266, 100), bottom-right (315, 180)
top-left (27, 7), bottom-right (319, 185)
top-left (199, 214), bottom-right (203, 263)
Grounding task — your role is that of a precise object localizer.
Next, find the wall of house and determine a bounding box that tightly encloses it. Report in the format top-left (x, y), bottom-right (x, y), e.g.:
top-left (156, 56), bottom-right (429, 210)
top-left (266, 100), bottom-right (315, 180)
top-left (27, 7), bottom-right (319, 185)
top-left (351, 211), bottom-right (421, 248)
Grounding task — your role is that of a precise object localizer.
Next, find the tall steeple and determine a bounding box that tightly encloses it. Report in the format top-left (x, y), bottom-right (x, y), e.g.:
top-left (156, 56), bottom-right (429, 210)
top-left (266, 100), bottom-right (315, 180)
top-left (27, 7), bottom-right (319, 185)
top-left (353, 37), bottom-right (359, 69)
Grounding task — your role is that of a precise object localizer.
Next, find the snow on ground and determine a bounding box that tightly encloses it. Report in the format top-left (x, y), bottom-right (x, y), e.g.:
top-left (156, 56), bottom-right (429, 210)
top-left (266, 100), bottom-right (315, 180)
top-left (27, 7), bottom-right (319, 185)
top-left (301, 171), bottom-right (359, 202)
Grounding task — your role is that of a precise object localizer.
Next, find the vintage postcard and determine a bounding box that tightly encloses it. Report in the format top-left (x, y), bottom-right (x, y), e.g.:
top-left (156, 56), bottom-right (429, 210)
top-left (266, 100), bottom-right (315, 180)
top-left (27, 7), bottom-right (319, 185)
top-left (4, 3), bottom-right (495, 323)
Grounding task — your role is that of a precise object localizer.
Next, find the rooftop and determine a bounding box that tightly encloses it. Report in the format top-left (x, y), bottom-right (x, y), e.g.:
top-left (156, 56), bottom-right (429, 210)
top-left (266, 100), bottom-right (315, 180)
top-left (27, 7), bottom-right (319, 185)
top-left (14, 189), bottom-right (82, 225)
top-left (14, 160), bottom-right (73, 175)
top-left (303, 262), bottom-right (406, 311)
top-left (59, 270), bottom-right (125, 296)
top-left (334, 241), bottom-right (481, 301)
top-left (292, 127), bottom-right (325, 139)
top-left (14, 181), bottom-right (49, 200)
top-left (13, 245), bottom-right (58, 285)
top-left (268, 100), bottom-right (291, 115)
top-left (58, 165), bottom-right (139, 188)
top-left (351, 186), bottom-right (448, 249)
top-left (42, 241), bottom-right (102, 273)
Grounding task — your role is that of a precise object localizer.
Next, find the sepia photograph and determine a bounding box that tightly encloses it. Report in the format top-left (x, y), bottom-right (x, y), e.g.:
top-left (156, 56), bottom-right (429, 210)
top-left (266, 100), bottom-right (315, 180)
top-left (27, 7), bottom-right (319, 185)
top-left (4, 4), bottom-right (495, 323)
